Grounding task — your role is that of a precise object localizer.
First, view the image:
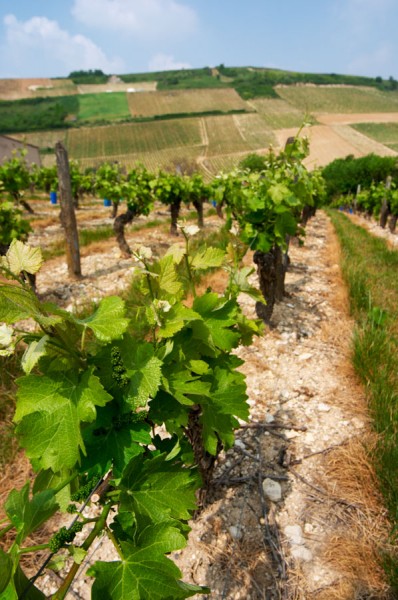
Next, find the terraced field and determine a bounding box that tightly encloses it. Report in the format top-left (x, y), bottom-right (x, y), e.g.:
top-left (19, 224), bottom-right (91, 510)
top-left (276, 85), bottom-right (398, 113)
top-left (352, 122), bottom-right (398, 152)
top-left (0, 78), bottom-right (76, 100)
top-left (66, 118), bottom-right (203, 159)
top-left (127, 88), bottom-right (249, 117)
top-left (77, 92), bottom-right (131, 122)
top-left (249, 97), bottom-right (309, 128)
top-left (77, 82), bottom-right (157, 94)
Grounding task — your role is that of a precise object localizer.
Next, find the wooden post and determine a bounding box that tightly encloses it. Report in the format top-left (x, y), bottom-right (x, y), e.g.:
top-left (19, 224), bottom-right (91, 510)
top-left (55, 142), bottom-right (82, 278)
top-left (380, 176), bottom-right (391, 229)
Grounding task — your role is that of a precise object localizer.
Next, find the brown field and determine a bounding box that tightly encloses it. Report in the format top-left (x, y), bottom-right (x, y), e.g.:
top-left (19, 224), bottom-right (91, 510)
top-left (316, 112), bottom-right (398, 125)
top-left (127, 88), bottom-right (249, 118)
top-left (274, 124), bottom-right (397, 170)
top-left (77, 82), bottom-right (157, 94)
top-left (0, 78), bottom-right (76, 100)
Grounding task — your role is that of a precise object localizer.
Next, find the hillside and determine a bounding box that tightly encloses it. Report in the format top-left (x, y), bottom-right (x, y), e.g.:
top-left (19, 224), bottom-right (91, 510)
top-left (1, 66), bottom-right (398, 175)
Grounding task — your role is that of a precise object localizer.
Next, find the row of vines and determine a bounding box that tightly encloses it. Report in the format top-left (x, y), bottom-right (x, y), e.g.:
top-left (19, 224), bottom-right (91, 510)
top-left (1, 139), bottom-right (384, 599)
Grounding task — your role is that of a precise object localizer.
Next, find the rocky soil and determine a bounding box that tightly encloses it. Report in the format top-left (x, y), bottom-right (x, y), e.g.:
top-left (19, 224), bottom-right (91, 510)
top-left (7, 204), bottom-right (396, 599)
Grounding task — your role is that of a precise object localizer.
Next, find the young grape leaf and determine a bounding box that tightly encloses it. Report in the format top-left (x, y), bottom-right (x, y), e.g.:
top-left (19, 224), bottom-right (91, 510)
top-left (0, 285), bottom-right (41, 324)
top-left (89, 524), bottom-right (208, 599)
top-left (15, 370), bottom-right (112, 471)
top-left (190, 247), bottom-right (225, 270)
top-left (123, 342), bottom-right (163, 408)
top-left (5, 483), bottom-right (58, 543)
top-left (119, 453), bottom-right (199, 523)
top-left (21, 335), bottom-right (49, 374)
top-left (78, 296), bottom-right (129, 342)
top-left (2, 240), bottom-right (43, 275)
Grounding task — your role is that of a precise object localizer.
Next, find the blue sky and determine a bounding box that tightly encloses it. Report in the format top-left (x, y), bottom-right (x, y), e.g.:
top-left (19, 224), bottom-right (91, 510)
top-left (0, 0), bottom-right (397, 79)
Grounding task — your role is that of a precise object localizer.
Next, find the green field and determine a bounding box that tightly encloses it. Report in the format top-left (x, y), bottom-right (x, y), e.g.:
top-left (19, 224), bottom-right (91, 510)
top-left (276, 85), bottom-right (398, 113)
top-left (77, 93), bottom-right (131, 122)
top-left (250, 98), bottom-right (311, 128)
top-left (352, 122), bottom-right (398, 151)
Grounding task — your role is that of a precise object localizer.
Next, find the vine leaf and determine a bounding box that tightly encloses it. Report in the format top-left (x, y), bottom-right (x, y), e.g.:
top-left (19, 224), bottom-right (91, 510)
top-left (15, 370), bottom-right (112, 471)
top-left (5, 483), bottom-right (58, 544)
top-left (122, 341), bottom-right (163, 408)
top-left (1, 240), bottom-right (43, 275)
top-left (119, 453), bottom-right (199, 523)
top-left (190, 247), bottom-right (225, 270)
top-left (89, 524), bottom-right (208, 599)
top-left (0, 548), bottom-right (12, 595)
top-left (78, 296), bottom-right (129, 342)
top-left (21, 335), bottom-right (49, 374)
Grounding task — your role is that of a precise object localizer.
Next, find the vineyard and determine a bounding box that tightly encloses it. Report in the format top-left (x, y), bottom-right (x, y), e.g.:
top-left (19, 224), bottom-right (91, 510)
top-left (276, 85), bottom-right (398, 114)
top-left (0, 140), bottom-right (397, 599)
top-left (1, 65), bottom-right (398, 598)
top-left (127, 88), bottom-right (248, 118)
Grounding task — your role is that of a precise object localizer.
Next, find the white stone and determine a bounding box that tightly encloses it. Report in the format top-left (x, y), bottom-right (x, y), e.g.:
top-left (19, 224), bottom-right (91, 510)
top-left (234, 439), bottom-right (246, 449)
top-left (284, 525), bottom-right (303, 545)
top-left (291, 546), bottom-right (313, 562)
top-left (299, 353), bottom-right (313, 361)
top-left (229, 525), bottom-right (242, 540)
top-left (262, 478), bottom-right (282, 502)
top-left (317, 402), bottom-right (331, 412)
top-left (265, 413), bottom-right (275, 423)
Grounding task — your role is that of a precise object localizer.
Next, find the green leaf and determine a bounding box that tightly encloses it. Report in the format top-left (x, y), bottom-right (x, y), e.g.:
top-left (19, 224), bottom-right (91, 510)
top-left (0, 284), bottom-right (41, 324)
top-left (190, 247), bottom-right (225, 270)
top-left (82, 405), bottom-right (150, 477)
top-left (5, 483), bottom-right (58, 543)
top-left (165, 243), bottom-right (186, 264)
top-left (79, 296), bottom-right (129, 342)
top-left (157, 304), bottom-right (200, 339)
top-left (21, 335), bottom-right (49, 374)
top-left (89, 525), bottom-right (208, 599)
top-left (2, 240), bottom-right (43, 275)
top-left (0, 548), bottom-right (12, 595)
top-left (124, 342), bottom-right (163, 408)
top-left (15, 370), bottom-right (112, 471)
top-left (157, 256), bottom-right (183, 296)
top-left (120, 453), bottom-right (199, 523)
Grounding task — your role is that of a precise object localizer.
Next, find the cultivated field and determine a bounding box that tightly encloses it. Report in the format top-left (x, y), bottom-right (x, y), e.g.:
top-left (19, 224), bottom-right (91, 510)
top-left (274, 123), bottom-right (397, 169)
top-left (127, 88), bottom-right (249, 117)
top-left (249, 97), bottom-right (309, 128)
top-left (77, 82), bottom-right (157, 94)
top-left (77, 92), bottom-right (131, 122)
top-left (352, 122), bottom-right (398, 151)
top-left (276, 85), bottom-right (398, 113)
top-left (232, 113), bottom-right (276, 149)
top-left (66, 118), bottom-right (203, 159)
top-left (0, 78), bottom-right (76, 100)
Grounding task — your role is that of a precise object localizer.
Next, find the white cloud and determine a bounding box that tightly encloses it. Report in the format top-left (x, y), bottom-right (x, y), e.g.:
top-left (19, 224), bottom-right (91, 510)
top-left (72, 0), bottom-right (198, 39)
top-left (148, 53), bottom-right (191, 72)
top-left (1, 15), bottom-right (124, 77)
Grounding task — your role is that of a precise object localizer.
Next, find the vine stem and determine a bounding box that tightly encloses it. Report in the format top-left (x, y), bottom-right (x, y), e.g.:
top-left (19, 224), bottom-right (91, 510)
top-left (18, 544), bottom-right (49, 555)
top-left (0, 523), bottom-right (14, 538)
top-left (51, 503), bottom-right (112, 600)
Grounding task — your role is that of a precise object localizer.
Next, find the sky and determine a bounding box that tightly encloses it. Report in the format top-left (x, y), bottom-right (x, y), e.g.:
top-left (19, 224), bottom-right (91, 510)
top-left (0, 0), bottom-right (397, 80)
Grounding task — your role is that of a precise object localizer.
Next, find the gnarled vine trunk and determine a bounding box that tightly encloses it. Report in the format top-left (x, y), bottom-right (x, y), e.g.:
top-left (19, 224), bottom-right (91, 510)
top-left (193, 198), bottom-right (204, 228)
top-left (170, 199), bottom-right (182, 236)
top-left (253, 245), bottom-right (289, 323)
top-left (186, 406), bottom-right (221, 510)
top-left (389, 214), bottom-right (397, 233)
top-left (113, 208), bottom-right (137, 257)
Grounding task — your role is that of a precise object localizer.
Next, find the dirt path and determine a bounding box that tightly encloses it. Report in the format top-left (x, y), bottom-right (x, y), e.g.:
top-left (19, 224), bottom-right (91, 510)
top-left (9, 211), bottom-right (394, 598)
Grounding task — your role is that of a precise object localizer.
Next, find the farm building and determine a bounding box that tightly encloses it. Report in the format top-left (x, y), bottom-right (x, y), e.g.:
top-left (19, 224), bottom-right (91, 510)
top-left (0, 134), bottom-right (41, 166)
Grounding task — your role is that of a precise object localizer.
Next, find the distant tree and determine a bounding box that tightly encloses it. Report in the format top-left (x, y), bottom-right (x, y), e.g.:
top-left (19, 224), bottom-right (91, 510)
top-left (239, 153), bottom-right (267, 172)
